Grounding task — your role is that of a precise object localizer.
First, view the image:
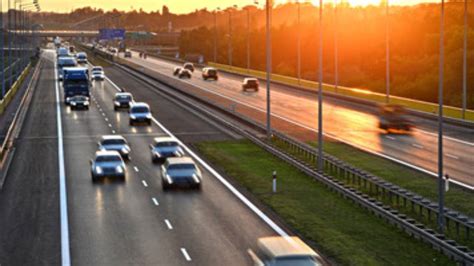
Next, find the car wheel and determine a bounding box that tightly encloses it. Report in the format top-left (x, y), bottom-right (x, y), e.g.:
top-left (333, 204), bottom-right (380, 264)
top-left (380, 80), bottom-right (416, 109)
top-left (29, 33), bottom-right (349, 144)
top-left (194, 183), bottom-right (202, 190)
top-left (129, 120), bottom-right (134, 126)
top-left (114, 106), bottom-right (118, 111)
top-left (92, 174), bottom-right (99, 183)
top-left (162, 182), bottom-right (169, 191)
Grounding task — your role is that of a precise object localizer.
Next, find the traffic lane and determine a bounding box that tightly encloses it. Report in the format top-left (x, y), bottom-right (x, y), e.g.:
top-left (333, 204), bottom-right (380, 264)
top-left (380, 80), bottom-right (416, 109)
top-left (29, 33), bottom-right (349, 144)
top-left (0, 53), bottom-right (60, 264)
top-left (120, 56), bottom-right (474, 186)
top-left (104, 65), bottom-right (235, 143)
top-left (62, 82), bottom-right (188, 265)
top-left (95, 69), bottom-right (280, 265)
top-left (126, 52), bottom-right (474, 143)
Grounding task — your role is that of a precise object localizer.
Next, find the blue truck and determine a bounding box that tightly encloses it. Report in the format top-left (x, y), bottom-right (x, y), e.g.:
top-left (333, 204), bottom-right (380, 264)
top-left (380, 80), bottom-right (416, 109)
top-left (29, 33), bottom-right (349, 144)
top-left (62, 67), bottom-right (90, 104)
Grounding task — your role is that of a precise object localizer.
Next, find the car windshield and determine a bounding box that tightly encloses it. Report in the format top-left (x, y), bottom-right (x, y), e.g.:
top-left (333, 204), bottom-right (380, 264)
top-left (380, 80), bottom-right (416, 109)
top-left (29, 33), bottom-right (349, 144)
top-left (64, 80), bottom-right (88, 87)
top-left (208, 70), bottom-right (217, 75)
top-left (132, 106), bottom-right (149, 113)
top-left (92, 71), bottom-right (103, 75)
top-left (102, 139), bottom-right (126, 145)
top-left (273, 256), bottom-right (321, 266)
top-left (77, 54), bottom-right (86, 59)
top-left (247, 80), bottom-right (258, 85)
top-left (96, 155), bottom-right (121, 162)
top-left (155, 141), bottom-right (178, 148)
top-left (92, 67), bottom-right (103, 72)
top-left (167, 163), bottom-right (195, 171)
top-left (59, 58), bottom-right (76, 66)
top-left (116, 95), bottom-right (131, 101)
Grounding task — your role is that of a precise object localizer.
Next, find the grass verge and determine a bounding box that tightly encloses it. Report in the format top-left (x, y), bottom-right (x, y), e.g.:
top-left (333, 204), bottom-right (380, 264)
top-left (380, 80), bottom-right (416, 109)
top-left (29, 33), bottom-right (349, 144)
top-left (195, 139), bottom-right (454, 265)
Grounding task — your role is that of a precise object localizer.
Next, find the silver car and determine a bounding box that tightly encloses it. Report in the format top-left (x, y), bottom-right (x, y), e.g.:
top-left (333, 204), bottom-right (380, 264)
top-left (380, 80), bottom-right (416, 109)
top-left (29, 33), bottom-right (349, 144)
top-left (91, 66), bottom-right (105, 81)
top-left (150, 137), bottom-right (184, 163)
top-left (161, 157), bottom-right (202, 190)
top-left (129, 102), bottom-right (152, 126)
top-left (90, 150), bottom-right (126, 182)
top-left (98, 135), bottom-right (131, 160)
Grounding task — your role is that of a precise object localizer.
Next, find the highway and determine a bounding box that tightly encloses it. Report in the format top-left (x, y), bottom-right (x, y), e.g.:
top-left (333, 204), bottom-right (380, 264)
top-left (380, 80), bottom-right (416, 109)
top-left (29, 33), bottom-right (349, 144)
top-left (0, 50), bottom-right (298, 265)
top-left (118, 50), bottom-right (474, 188)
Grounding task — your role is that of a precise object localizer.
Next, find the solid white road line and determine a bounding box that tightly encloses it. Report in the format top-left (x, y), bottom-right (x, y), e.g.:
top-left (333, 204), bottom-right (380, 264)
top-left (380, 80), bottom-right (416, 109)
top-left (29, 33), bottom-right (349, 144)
top-left (152, 197), bottom-right (159, 206)
top-left (385, 135), bottom-right (396, 140)
top-left (142, 180), bottom-right (148, 187)
top-left (54, 57), bottom-right (71, 266)
top-left (180, 248), bottom-right (192, 262)
top-left (164, 219), bottom-right (173, 230)
top-left (105, 76), bottom-right (289, 237)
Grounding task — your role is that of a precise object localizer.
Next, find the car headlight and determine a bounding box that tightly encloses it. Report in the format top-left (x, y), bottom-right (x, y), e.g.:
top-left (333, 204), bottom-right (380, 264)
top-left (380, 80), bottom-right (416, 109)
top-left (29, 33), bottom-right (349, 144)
top-left (116, 166), bottom-right (123, 173)
top-left (121, 147), bottom-right (129, 154)
top-left (114, 101), bottom-right (120, 106)
top-left (154, 151), bottom-right (161, 158)
top-left (146, 114), bottom-right (152, 119)
top-left (192, 173), bottom-right (201, 183)
top-left (130, 115), bottom-right (136, 119)
top-left (84, 101), bottom-right (89, 106)
top-left (70, 102), bottom-right (76, 106)
top-left (95, 166), bottom-right (103, 174)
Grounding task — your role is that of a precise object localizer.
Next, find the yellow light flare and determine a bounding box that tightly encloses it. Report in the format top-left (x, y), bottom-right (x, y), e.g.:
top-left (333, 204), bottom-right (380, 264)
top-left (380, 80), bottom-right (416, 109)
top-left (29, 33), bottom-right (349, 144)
top-left (346, 0), bottom-right (382, 6)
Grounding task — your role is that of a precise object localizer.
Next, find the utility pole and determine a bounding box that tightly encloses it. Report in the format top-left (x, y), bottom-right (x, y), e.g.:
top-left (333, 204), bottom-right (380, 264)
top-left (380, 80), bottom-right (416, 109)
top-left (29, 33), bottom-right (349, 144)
top-left (462, 0), bottom-right (468, 119)
top-left (228, 6), bottom-right (237, 67)
top-left (334, 0), bottom-right (338, 94)
top-left (437, 0), bottom-right (445, 234)
top-left (297, 0), bottom-right (301, 85)
top-left (385, 0), bottom-right (390, 103)
top-left (266, 0), bottom-right (272, 138)
top-left (247, 7), bottom-right (250, 72)
top-left (317, 0), bottom-right (323, 171)
top-left (214, 8), bottom-right (220, 63)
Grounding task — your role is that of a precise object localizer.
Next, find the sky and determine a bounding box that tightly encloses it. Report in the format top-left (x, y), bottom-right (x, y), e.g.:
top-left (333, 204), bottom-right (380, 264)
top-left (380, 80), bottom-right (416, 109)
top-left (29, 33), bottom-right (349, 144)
top-left (35, 0), bottom-right (438, 13)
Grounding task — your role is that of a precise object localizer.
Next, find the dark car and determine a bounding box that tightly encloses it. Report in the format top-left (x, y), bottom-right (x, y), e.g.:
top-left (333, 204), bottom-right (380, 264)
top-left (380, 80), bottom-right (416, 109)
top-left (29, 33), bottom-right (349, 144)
top-left (124, 50), bottom-right (132, 58)
top-left (378, 104), bottom-right (414, 132)
top-left (161, 157), bottom-right (202, 190)
top-left (90, 151), bottom-right (126, 182)
top-left (98, 135), bottom-right (131, 160)
top-left (178, 69), bottom-right (192, 79)
top-left (150, 137), bottom-right (184, 163)
top-left (202, 67), bottom-right (218, 81)
top-left (183, 62), bottom-right (195, 72)
top-left (242, 78), bottom-right (259, 92)
top-left (114, 92), bottom-right (133, 110)
top-left (69, 95), bottom-right (90, 110)
top-left (129, 102), bottom-right (152, 126)
top-left (173, 67), bottom-right (182, 76)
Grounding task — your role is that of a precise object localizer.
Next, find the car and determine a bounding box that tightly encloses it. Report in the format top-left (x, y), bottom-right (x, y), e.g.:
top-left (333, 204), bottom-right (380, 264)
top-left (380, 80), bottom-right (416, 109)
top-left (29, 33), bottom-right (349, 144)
top-left (161, 157), bottom-right (201, 190)
top-left (178, 69), bottom-right (192, 79)
top-left (202, 67), bottom-right (218, 81)
top-left (114, 92), bottom-right (133, 110)
top-left (183, 62), bottom-right (195, 72)
top-left (124, 50), bottom-right (132, 58)
top-left (91, 66), bottom-right (105, 81)
top-left (98, 135), bottom-right (131, 160)
top-left (69, 95), bottom-right (90, 110)
top-left (76, 52), bottom-right (88, 64)
top-left (378, 104), bottom-right (414, 132)
top-left (57, 47), bottom-right (70, 58)
top-left (150, 137), bottom-right (184, 163)
top-left (90, 150), bottom-right (126, 182)
top-left (173, 67), bottom-right (182, 76)
top-left (129, 102), bottom-right (152, 126)
top-left (57, 56), bottom-right (77, 81)
top-left (248, 236), bottom-right (323, 266)
top-left (242, 78), bottom-right (259, 92)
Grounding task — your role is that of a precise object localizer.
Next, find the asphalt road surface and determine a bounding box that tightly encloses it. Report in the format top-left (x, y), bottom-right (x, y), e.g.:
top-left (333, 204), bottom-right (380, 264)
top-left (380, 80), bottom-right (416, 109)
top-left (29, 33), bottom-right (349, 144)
top-left (118, 50), bottom-right (474, 188)
top-left (0, 50), bottom-right (297, 265)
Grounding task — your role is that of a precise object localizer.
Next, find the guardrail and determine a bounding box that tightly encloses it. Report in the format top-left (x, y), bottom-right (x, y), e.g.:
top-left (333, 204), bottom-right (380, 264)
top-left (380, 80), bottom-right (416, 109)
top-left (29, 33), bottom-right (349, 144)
top-left (0, 62), bottom-right (32, 115)
top-left (111, 59), bottom-right (474, 265)
top-left (209, 62), bottom-right (474, 124)
top-left (82, 45), bottom-right (474, 264)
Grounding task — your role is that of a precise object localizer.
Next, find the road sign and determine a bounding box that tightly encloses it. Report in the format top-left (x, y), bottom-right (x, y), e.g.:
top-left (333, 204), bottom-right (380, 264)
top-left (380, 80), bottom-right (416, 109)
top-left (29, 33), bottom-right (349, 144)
top-left (99, 29), bottom-right (126, 41)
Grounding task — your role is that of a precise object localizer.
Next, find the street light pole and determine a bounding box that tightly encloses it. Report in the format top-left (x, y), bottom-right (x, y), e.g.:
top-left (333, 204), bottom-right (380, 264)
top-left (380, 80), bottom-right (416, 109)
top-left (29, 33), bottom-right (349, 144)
top-left (1, 0), bottom-right (5, 98)
top-left (462, 0), bottom-right (468, 120)
top-left (213, 8), bottom-right (220, 63)
top-left (266, 0), bottom-right (272, 138)
top-left (228, 6), bottom-right (237, 67)
top-left (437, 0), bottom-right (445, 234)
top-left (297, 0), bottom-right (301, 85)
top-left (334, 0), bottom-right (338, 94)
top-left (385, 0), bottom-right (390, 103)
top-left (317, 0), bottom-right (323, 171)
